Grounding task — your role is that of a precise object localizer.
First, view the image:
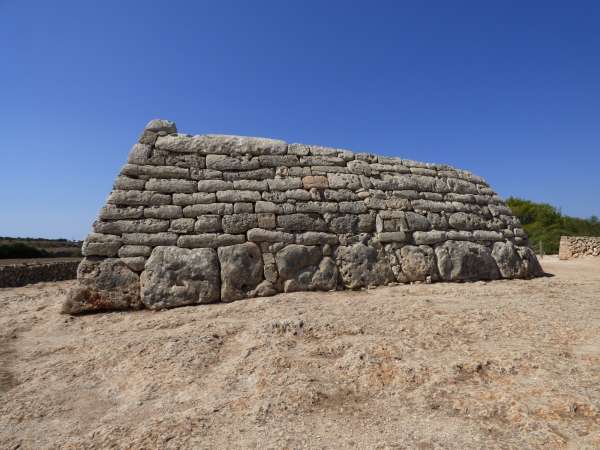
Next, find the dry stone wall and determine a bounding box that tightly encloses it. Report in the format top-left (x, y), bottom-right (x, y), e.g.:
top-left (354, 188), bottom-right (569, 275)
top-left (559, 236), bottom-right (600, 259)
top-left (0, 259), bottom-right (80, 288)
top-left (63, 119), bottom-right (543, 313)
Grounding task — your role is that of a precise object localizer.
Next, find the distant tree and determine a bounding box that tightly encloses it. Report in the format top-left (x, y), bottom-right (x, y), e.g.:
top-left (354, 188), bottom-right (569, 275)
top-left (506, 197), bottom-right (600, 254)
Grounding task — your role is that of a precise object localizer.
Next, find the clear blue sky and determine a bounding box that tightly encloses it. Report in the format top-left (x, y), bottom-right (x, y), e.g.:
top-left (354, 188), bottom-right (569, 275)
top-left (1, 1), bottom-right (599, 240)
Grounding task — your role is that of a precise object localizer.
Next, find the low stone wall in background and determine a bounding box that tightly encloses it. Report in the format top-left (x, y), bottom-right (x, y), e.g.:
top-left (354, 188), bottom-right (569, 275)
top-left (559, 236), bottom-right (600, 259)
top-left (0, 259), bottom-right (80, 288)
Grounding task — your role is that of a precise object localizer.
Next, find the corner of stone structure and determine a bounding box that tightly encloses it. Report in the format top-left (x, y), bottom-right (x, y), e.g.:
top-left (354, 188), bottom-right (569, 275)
top-left (138, 118), bottom-right (178, 145)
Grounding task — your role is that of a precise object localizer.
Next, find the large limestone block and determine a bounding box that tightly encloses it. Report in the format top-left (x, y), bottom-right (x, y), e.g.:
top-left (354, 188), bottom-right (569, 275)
top-left (140, 247), bottom-right (220, 309)
top-left (82, 233), bottom-right (122, 257)
top-left (218, 243), bottom-right (264, 302)
top-left (435, 240), bottom-right (500, 281)
top-left (491, 241), bottom-right (525, 279)
top-left (394, 245), bottom-right (438, 282)
top-left (310, 257), bottom-right (339, 291)
top-left (516, 246), bottom-right (544, 278)
top-left (62, 258), bottom-right (140, 314)
top-left (335, 243), bottom-right (394, 289)
top-left (274, 244), bottom-right (337, 292)
top-left (276, 244), bottom-right (321, 281)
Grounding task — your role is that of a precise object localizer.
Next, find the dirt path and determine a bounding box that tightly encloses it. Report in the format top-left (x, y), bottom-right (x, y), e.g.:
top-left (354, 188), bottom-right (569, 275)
top-left (0, 256), bottom-right (599, 449)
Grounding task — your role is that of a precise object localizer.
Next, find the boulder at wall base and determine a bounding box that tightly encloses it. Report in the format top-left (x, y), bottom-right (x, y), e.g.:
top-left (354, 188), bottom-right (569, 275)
top-left (335, 242), bottom-right (394, 289)
top-left (275, 245), bottom-right (339, 292)
top-left (218, 242), bottom-right (264, 302)
top-left (435, 240), bottom-right (501, 282)
top-left (491, 241), bottom-right (544, 279)
top-left (517, 245), bottom-right (545, 278)
top-left (140, 246), bottom-right (220, 309)
top-left (62, 257), bottom-right (141, 314)
top-left (393, 245), bottom-right (438, 283)
top-left (311, 257), bottom-right (339, 291)
top-left (491, 241), bottom-right (526, 278)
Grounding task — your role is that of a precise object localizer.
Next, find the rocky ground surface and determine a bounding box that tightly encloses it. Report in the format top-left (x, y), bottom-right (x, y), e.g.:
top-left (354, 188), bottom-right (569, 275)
top-left (1, 256), bottom-right (599, 449)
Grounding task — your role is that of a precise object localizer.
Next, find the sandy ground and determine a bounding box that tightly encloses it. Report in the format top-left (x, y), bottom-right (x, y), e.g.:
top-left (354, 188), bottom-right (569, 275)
top-left (0, 256), bottom-right (599, 450)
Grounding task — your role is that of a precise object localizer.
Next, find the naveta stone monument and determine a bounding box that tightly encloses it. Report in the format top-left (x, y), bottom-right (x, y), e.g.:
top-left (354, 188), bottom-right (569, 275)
top-left (63, 119), bottom-right (543, 313)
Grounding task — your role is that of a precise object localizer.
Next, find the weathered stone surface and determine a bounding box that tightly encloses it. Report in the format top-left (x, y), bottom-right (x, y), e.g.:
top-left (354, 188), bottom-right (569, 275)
top-left (222, 168), bottom-right (275, 181)
top-left (327, 173), bottom-right (361, 190)
top-left (234, 202), bottom-right (254, 213)
top-left (393, 245), bottom-right (438, 282)
top-left (295, 232), bottom-right (338, 245)
top-left (107, 190), bottom-right (171, 206)
top-left (252, 280), bottom-right (277, 297)
top-left (517, 246), bottom-right (544, 278)
top-left (63, 258), bottom-right (140, 314)
top-left (122, 232), bottom-right (178, 246)
top-left (206, 154), bottom-right (259, 171)
top-left (172, 192), bottom-right (216, 206)
top-left (559, 236), bottom-right (600, 260)
top-left (145, 119), bottom-right (177, 134)
top-left (72, 119), bottom-right (541, 313)
top-left (222, 214), bottom-right (258, 234)
top-left (140, 247), bottom-right (220, 309)
top-left (218, 243), bottom-right (263, 302)
top-left (190, 169), bottom-right (222, 180)
top-left (296, 201), bottom-right (338, 213)
top-left (183, 203), bottom-right (233, 217)
top-left (233, 180), bottom-right (268, 191)
top-left (301, 156), bottom-right (345, 166)
top-left (338, 201), bottom-right (368, 214)
top-left (258, 155), bottom-right (300, 167)
top-left (247, 228), bottom-right (294, 243)
top-left (311, 257), bottom-right (339, 291)
top-left (143, 205), bottom-right (183, 219)
top-left (177, 234), bottom-right (245, 248)
top-left (413, 230), bottom-right (446, 245)
top-left (99, 205), bottom-right (144, 220)
top-left (276, 244), bottom-right (322, 290)
top-left (93, 219), bottom-right (170, 235)
top-left (121, 164), bottom-right (190, 179)
top-left (128, 143), bottom-right (165, 165)
top-left (284, 189), bottom-right (310, 201)
top-left (255, 200), bottom-right (281, 213)
top-left (118, 245), bottom-right (152, 258)
top-left (336, 243), bottom-right (394, 289)
top-left (277, 214), bottom-right (327, 231)
top-left (82, 233), bottom-right (122, 257)
top-left (197, 180), bottom-right (233, 192)
top-left (145, 178), bottom-right (197, 193)
top-left (491, 241), bottom-right (527, 279)
top-left (114, 175), bottom-right (146, 191)
top-left (378, 231), bottom-right (408, 243)
top-left (267, 178), bottom-right (303, 191)
top-left (194, 215), bottom-right (222, 233)
top-left (329, 215), bottom-right (359, 233)
top-left (435, 241), bottom-right (500, 281)
top-left (216, 190), bottom-right (261, 203)
top-left (302, 175), bottom-right (328, 189)
top-left (121, 256), bottom-right (146, 272)
top-left (257, 213), bottom-right (276, 229)
top-left (448, 212), bottom-right (483, 230)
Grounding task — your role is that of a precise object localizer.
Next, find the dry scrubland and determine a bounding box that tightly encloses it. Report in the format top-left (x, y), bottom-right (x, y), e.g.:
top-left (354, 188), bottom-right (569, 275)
top-left (1, 256), bottom-right (599, 449)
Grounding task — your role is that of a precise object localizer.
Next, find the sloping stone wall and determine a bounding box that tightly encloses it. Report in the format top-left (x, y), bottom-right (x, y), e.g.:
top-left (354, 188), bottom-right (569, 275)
top-left (63, 119), bottom-right (543, 313)
top-left (559, 236), bottom-right (600, 259)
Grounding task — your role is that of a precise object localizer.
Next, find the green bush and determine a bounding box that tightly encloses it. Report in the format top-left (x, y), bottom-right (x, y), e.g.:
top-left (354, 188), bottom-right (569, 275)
top-left (0, 243), bottom-right (51, 259)
top-left (506, 197), bottom-right (600, 254)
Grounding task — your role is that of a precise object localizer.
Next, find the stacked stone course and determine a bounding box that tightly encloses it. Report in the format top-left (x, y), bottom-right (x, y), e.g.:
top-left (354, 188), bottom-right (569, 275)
top-left (559, 236), bottom-right (600, 259)
top-left (63, 119), bottom-right (543, 314)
